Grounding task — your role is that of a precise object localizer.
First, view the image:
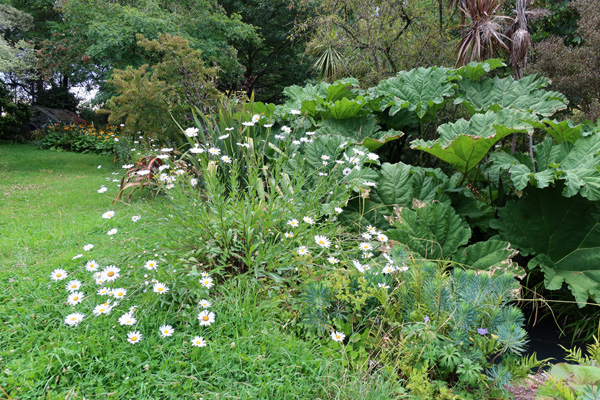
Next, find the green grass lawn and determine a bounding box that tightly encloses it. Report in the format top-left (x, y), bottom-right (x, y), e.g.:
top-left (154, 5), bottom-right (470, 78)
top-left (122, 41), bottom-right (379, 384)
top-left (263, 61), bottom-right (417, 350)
top-left (0, 145), bottom-right (401, 399)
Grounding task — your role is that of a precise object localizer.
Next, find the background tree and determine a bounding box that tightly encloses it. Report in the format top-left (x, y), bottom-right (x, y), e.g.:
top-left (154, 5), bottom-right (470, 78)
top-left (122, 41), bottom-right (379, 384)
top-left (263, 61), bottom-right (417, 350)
top-left (107, 34), bottom-right (221, 144)
top-left (295, 0), bottom-right (458, 86)
top-left (218, 0), bottom-right (315, 102)
top-left (527, 0), bottom-right (600, 121)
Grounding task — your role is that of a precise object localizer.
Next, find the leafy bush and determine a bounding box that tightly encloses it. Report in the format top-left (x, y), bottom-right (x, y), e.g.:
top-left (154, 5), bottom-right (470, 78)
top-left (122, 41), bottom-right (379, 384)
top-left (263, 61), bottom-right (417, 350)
top-left (0, 84), bottom-right (32, 141)
top-left (107, 33), bottom-right (221, 145)
top-left (39, 123), bottom-right (121, 155)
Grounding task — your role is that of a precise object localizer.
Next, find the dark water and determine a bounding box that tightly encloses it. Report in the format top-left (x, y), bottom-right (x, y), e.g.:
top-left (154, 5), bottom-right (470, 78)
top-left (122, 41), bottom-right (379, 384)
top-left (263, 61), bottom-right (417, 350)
top-left (525, 318), bottom-right (577, 364)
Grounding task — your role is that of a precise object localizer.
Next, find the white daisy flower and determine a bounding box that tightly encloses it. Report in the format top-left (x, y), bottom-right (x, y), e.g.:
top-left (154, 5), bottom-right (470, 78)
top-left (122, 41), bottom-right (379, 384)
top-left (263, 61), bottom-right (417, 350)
top-left (208, 147), bottom-right (221, 156)
top-left (102, 266), bottom-right (120, 282)
top-left (366, 225), bottom-right (378, 233)
top-left (382, 265), bottom-right (395, 274)
top-left (251, 114), bottom-right (261, 123)
top-left (290, 109), bottom-right (301, 115)
top-left (292, 140), bottom-right (301, 145)
top-left (225, 127), bottom-right (234, 131)
top-left (264, 123), bottom-right (274, 128)
top-left (85, 260), bottom-right (99, 272)
top-left (362, 233), bottom-right (373, 240)
top-left (342, 168), bottom-right (352, 176)
top-left (306, 131), bottom-right (315, 136)
top-left (144, 260), bottom-right (158, 270)
top-left (397, 265), bottom-right (409, 272)
top-left (190, 146), bottom-right (204, 154)
top-left (137, 169), bottom-right (151, 175)
top-left (153, 282), bottom-right (169, 294)
top-left (65, 280), bottom-right (82, 292)
top-left (191, 336), bottom-right (207, 347)
top-left (377, 283), bottom-right (390, 289)
top-left (107, 228), bottom-right (118, 236)
top-left (284, 232), bottom-right (294, 238)
top-left (281, 126), bottom-right (291, 134)
top-left (199, 299), bottom-right (211, 308)
top-left (331, 331), bottom-right (345, 342)
top-left (184, 127), bottom-right (199, 137)
top-left (161, 148), bottom-right (173, 153)
top-left (200, 277), bottom-right (214, 289)
top-left (314, 235), bottom-right (331, 248)
top-left (363, 181), bottom-right (377, 187)
top-left (131, 215), bottom-right (141, 222)
top-left (274, 134), bottom-right (285, 140)
top-left (241, 121), bottom-right (255, 127)
top-left (327, 256), bottom-right (339, 264)
top-left (359, 242), bottom-right (373, 251)
top-left (376, 233), bottom-right (388, 243)
top-left (92, 303), bottom-right (112, 316)
top-left (67, 291), bottom-right (84, 306)
top-left (321, 155), bottom-right (330, 161)
top-left (174, 169), bottom-right (185, 176)
top-left (353, 149), bottom-right (365, 156)
top-left (302, 216), bottom-right (315, 225)
top-left (297, 246), bottom-right (310, 256)
top-left (367, 153), bottom-right (379, 160)
top-left (127, 331), bottom-right (142, 344)
top-left (198, 310), bottom-right (215, 326)
top-left (118, 312), bottom-right (137, 326)
top-left (190, 178), bottom-right (198, 186)
top-left (97, 186), bottom-right (108, 193)
top-left (64, 312), bottom-right (85, 326)
top-left (287, 219), bottom-right (299, 228)
top-left (97, 287), bottom-right (111, 296)
top-left (50, 269), bottom-right (68, 281)
top-left (159, 325), bottom-right (174, 337)
top-left (218, 133), bottom-right (230, 140)
top-left (220, 155), bottom-right (232, 164)
top-left (352, 260), bottom-right (366, 273)
top-left (112, 288), bottom-right (127, 299)
top-left (83, 244), bottom-right (94, 251)
top-left (72, 254), bottom-right (83, 260)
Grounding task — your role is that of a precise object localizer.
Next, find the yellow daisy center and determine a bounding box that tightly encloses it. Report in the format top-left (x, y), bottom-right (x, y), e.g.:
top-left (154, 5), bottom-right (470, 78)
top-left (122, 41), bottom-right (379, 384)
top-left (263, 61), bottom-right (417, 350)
top-left (131, 336), bottom-right (137, 341)
top-left (56, 274), bottom-right (62, 277)
top-left (202, 316), bottom-right (209, 321)
top-left (73, 296), bottom-right (79, 301)
top-left (158, 287), bottom-right (164, 292)
top-left (336, 335), bottom-right (341, 339)
top-left (107, 271), bottom-right (114, 277)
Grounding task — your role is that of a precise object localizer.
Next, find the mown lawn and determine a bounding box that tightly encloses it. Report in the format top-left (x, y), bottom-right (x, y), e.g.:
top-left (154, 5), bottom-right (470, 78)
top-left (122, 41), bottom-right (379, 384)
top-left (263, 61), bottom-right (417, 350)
top-left (0, 145), bottom-right (400, 399)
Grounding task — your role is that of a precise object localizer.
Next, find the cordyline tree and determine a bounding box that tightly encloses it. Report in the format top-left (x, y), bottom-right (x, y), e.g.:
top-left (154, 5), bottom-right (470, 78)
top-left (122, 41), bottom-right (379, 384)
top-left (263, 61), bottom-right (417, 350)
top-left (451, 0), bottom-right (548, 78)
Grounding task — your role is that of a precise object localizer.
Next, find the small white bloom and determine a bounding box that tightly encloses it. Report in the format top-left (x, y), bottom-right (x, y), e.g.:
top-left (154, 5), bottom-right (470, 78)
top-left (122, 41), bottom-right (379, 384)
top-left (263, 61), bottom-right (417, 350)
top-left (143, 260), bottom-right (158, 270)
top-left (198, 310), bottom-right (215, 326)
top-left (136, 170), bottom-right (151, 176)
top-left (184, 127), bottom-right (199, 137)
top-left (377, 283), bottom-right (390, 289)
top-left (102, 211), bottom-right (115, 219)
top-left (153, 282), bottom-right (169, 294)
top-left (334, 207), bottom-right (343, 214)
top-left (112, 288), bottom-right (127, 299)
top-left (314, 235), bottom-right (331, 248)
top-left (305, 131), bottom-right (315, 136)
top-left (159, 325), bottom-right (174, 337)
top-left (85, 260), bottom-right (99, 272)
top-left (127, 331), bottom-right (142, 344)
top-left (242, 121), bottom-right (255, 127)
top-left (281, 126), bottom-right (291, 134)
top-left (64, 312), bottom-right (85, 326)
top-left (190, 178), bottom-right (198, 186)
top-left (342, 168), bottom-right (352, 176)
top-left (297, 246), bottom-right (310, 256)
top-left (97, 186), bottom-right (108, 193)
top-left (359, 242), bottom-right (373, 251)
top-left (376, 233), bottom-right (388, 243)
top-left (65, 279), bottom-right (82, 292)
top-left (190, 146), bottom-right (204, 154)
top-left (51, 269), bottom-right (68, 281)
top-left (251, 114), bottom-right (261, 123)
top-left (263, 123), bottom-right (274, 128)
top-left (191, 336), bottom-right (207, 347)
top-left (200, 277), bottom-right (214, 289)
top-left (287, 219), bottom-right (299, 228)
top-left (118, 312), bottom-right (136, 326)
top-left (327, 256), bottom-right (339, 264)
top-left (352, 260), bottom-right (365, 273)
top-left (67, 291), bottom-right (84, 306)
top-left (131, 215), bottom-right (141, 222)
top-left (284, 232), bottom-right (294, 238)
top-left (199, 299), bottom-right (211, 308)
top-left (72, 254), bottom-right (83, 260)
top-left (218, 133), bottom-right (230, 140)
top-left (290, 109), bottom-right (301, 115)
top-left (367, 153), bottom-right (379, 161)
top-left (331, 331), bottom-right (345, 342)
top-left (302, 216), bottom-right (315, 225)
top-left (107, 228), bottom-right (118, 236)
top-left (208, 147), bottom-right (221, 156)
top-left (220, 155), bottom-right (232, 164)
top-left (363, 181), bottom-right (377, 187)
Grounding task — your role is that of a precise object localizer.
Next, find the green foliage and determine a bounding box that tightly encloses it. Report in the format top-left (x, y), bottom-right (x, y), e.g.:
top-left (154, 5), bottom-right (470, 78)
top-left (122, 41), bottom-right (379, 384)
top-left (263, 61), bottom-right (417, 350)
top-left (33, 85), bottom-right (79, 111)
top-left (0, 84), bottom-right (31, 140)
top-left (537, 337), bottom-right (600, 400)
top-left (107, 33), bottom-right (222, 144)
top-left (0, 4), bottom-right (37, 83)
top-left (491, 185), bottom-right (600, 307)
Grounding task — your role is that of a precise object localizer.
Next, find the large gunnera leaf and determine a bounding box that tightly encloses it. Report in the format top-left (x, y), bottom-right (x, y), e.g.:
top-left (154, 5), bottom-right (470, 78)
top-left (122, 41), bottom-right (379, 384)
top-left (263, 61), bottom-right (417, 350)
top-left (489, 133), bottom-right (600, 201)
top-left (455, 74), bottom-right (568, 117)
top-left (412, 109), bottom-right (536, 174)
top-left (387, 201), bottom-right (471, 261)
top-left (373, 66), bottom-right (456, 119)
top-left (490, 185), bottom-right (600, 306)
top-left (454, 59), bottom-right (506, 81)
top-left (339, 163), bottom-right (449, 230)
top-left (315, 117), bottom-right (403, 151)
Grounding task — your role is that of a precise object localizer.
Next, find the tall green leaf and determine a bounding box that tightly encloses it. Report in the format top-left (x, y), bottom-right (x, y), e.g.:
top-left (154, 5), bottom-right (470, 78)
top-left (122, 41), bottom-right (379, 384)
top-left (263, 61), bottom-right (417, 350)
top-left (412, 109), bottom-right (536, 174)
top-left (374, 66), bottom-right (456, 119)
top-left (455, 74), bottom-right (568, 117)
top-left (490, 185), bottom-right (600, 306)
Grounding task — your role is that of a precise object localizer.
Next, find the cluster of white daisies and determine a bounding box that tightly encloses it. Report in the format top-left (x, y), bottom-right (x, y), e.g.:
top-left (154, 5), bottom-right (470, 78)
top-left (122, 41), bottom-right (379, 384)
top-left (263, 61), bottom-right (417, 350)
top-left (53, 208), bottom-right (217, 348)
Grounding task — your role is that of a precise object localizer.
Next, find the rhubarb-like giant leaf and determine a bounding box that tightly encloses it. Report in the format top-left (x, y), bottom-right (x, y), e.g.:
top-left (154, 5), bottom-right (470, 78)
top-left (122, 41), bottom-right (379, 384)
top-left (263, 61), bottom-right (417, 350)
top-left (455, 74), bottom-right (568, 117)
top-left (454, 59), bottom-right (506, 81)
top-left (387, 201), bottom-right (471, 261)
top-left (488, 134), bottom-right (600, 200)
top-left (452, 240), bottom-right (522, 277)
top-left (374, 66), bottom-right (456, 119)
top-left (412, 109), bottom-right (536, 174)
top-left (490, 185), bottom-right (600, 306)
